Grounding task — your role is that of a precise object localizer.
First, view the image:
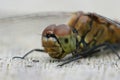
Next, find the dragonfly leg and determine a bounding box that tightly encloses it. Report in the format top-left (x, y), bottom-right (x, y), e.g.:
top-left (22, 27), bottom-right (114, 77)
top-left (58, 42), bottom-right (119, 66)
top-left (104, 42), bottom-right (120, 59)
top-left (76, 42), bottom-right (120, 58)
top-left (12, 49), bottom-right (45, 59)
top-left (58, 49), bottom-right (100, 66)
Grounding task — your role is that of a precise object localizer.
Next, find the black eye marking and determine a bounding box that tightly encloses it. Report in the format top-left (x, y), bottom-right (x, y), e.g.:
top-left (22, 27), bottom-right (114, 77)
top-left (46, 34), bottom-right (51, 38)
top-left (64, 38), bottom-right (68, 43)
top-left (46, 34), bottom-right (55, 38)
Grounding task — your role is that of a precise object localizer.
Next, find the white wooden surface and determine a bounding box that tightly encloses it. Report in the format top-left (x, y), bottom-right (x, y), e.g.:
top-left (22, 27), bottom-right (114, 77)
top-left (0, 12), bottom-right (120, 80)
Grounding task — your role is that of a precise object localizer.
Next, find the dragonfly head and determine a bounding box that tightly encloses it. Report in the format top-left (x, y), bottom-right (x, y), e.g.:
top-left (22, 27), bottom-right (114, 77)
top-left (42, 24), bottom-right (76, 59)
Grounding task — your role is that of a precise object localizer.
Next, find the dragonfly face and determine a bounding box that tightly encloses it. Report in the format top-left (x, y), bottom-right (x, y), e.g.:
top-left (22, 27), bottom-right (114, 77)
top-left (42, 24), bottom-right (76, 59)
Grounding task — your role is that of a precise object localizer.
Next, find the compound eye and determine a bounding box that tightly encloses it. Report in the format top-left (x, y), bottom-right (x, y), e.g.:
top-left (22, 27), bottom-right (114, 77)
top-left (54, 24), bottom-right (72, 36)
top-left (42, 24), bottom-right (56, 36)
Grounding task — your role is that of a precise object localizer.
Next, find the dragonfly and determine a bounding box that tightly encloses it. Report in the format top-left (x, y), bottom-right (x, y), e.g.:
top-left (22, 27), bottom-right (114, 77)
top-left (13, 11), bottom-right (120, 66)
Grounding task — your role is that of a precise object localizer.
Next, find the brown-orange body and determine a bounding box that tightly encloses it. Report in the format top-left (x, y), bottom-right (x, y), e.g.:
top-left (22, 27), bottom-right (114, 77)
top-left (42, 11), bottom-right (120, 59)
top-left (68, 11), bottom-right (120, 46)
